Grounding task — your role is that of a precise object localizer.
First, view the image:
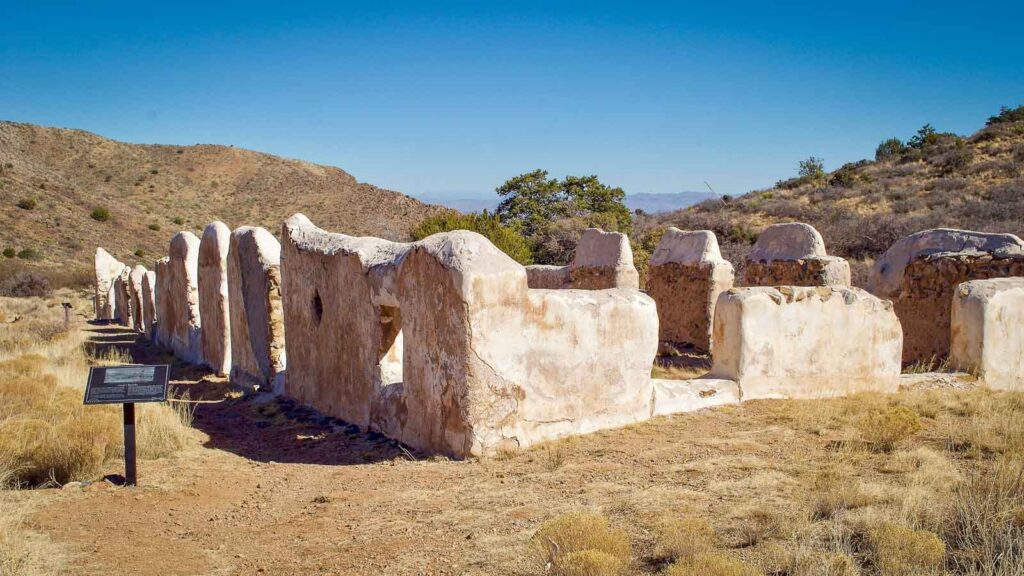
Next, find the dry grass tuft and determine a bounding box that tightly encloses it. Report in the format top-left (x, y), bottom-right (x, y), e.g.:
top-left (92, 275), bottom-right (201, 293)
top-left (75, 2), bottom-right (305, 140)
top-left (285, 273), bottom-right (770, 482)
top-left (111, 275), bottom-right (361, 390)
top-left (531, 512), bottom-right (630, 575)
top-left (554, 549), bottom-right (626, 576)
top-left (857, 406), bottom-right (921, 452)
top-left (808, 463), bottom-right (871, 520)
top-left (790, 551), bottom-right (861, 576)
top-left (653, 515), bottom-right (717, 561)
top-left (868, 523), bottom-right (945, 576)
top-left (665, 552), bottom-right (764, 576)
top-left (0, 478), bottom-right (66, 576)
top-left (946, 458), bottom-right (1024, 575)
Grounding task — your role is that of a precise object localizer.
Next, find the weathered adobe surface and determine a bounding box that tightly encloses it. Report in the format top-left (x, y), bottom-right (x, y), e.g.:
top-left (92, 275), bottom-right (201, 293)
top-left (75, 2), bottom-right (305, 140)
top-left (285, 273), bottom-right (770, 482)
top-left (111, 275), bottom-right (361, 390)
top-left (112, 267), bottom-right (132, 326)
top-left (951, 277), bottom-right (1024, 390)
top-left (896, 252), bottom-right (1024, 363)
top-left (710, 285), bottom-right (902, 400)
top-left (165, 232), bottom-right (203, 364)
top-left (128, 264), bottom-right (148, 332)
top-left (227, 226), bottom-right (285, 390)
top-left (647, 228), bottom-right (734, 352)
top-left (141, 270), bottom-right (156, 340)
top-left (525, 228), bottom-right (640, 290)
top-left (199, 221), bottom-right (232, 376)
top-left (742, 256), bottom-right (851, 287)
top-left (93, 247), bottom-right (125, 320)
top-left (153, 257), bottom-right (171, 346)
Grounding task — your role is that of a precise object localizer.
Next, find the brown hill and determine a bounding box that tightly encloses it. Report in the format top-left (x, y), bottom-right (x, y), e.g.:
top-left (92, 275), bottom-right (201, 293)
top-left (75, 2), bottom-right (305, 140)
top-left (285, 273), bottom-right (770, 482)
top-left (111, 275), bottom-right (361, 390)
top-left (641, 111), bottom-right (1024, 286)
top-left (0, 121), bottom-right (441, 285)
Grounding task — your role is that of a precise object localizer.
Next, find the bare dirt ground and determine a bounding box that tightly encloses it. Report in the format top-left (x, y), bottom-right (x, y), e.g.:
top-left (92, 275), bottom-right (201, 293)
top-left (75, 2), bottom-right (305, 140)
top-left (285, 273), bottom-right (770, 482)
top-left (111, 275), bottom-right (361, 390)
top-left (12, 322), bottom-right (1007, 575)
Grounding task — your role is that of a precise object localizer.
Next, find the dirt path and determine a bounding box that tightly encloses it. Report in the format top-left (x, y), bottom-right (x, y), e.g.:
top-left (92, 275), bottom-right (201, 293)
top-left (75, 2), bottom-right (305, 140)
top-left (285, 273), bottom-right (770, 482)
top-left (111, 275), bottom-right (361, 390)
top-left (20, 323), bottom-right (844, 575)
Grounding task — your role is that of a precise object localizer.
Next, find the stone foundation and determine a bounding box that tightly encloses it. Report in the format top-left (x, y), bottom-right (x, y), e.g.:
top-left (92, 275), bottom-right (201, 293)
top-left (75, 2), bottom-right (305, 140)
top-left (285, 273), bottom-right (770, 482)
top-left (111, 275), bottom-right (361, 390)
top-left (743, 222), bottom-right (850, 287)
top-left (710, 286), bottom-right (902, 400)
top-left (951, 278), bottom-right (1024, 390)
top-left (228, 226), bottom-right (285, 390)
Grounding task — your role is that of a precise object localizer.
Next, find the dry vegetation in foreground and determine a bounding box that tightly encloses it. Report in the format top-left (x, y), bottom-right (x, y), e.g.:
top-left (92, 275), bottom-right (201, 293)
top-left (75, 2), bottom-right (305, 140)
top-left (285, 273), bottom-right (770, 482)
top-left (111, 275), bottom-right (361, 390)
top-left (527, 389), bottom-right (1023, 576)
top-left (0, 293), bottom-right (196, 575)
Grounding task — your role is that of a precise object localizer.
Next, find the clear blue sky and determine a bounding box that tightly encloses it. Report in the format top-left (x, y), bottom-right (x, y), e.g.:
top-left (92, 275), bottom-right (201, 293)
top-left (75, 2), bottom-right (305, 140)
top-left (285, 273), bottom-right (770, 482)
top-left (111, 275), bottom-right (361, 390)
top-left (2, 1), bottom-right (1021, 199)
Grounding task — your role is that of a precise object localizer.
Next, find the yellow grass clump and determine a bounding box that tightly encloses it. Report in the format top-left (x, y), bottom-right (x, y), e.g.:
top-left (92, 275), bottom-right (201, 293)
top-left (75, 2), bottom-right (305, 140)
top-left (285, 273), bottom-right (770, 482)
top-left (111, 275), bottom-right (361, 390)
top-left (868, 523), bottom-right (945, 576)
top-left (531, 512), bottom-right (630, 575)
top-left (653, 515), bottom-right (717, 561)
top-left (857, 406), bottom-right (922, 452)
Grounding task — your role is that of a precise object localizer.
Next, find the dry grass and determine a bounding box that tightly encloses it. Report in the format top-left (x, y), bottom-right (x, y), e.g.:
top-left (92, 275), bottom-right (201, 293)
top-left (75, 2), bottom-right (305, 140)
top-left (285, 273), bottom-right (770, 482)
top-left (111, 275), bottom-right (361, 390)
top-left (652, 515), bottom-right (718, 561)
top-left (857, 406), bottom-right (922, 453)
top-left (0, 294), bottom-right (197, 575)
top-left (868, 523), bottom-right (946, 576)
top-left (665, 552), bottom-right (763, 576)
top-left (531, 512), bottom-right (631, 575)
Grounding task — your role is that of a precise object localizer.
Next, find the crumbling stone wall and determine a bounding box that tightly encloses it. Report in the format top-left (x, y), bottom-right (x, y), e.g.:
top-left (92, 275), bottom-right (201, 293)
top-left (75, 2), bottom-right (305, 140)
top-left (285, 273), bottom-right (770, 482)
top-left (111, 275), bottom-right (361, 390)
top-left (142, 270), bottom-right (157, 340)
top-left (228, 226), bottom-right (285, 390)
top-left (165, 232), bottom-right (203, 364)
top-left (280, 215), bottom-right (657, 458)
top-left (743, 222), bottom-right (850, 287)
top-left (128, 265), bottom-right (148, 332)
top-left (895, 252), bottom-right (1024, 363)
top-left (647, 229), bottom-right (734, 352)
top-left (94, 247), bottom-right (126, 320)
top-left (112, 267), bottom-right (132, 326)
top-left (710, 286), bottom-right (902, 400)
top-left (525, 228), bottom-right (639, 290)
top-left (153, 257), bottom-right (170, 346)
top-left (281, 214), bottom-right (406, 427)
top-left (199, 222), bottom-right (232, 376)
top-left (951, 278), bottom-right (1024, 390)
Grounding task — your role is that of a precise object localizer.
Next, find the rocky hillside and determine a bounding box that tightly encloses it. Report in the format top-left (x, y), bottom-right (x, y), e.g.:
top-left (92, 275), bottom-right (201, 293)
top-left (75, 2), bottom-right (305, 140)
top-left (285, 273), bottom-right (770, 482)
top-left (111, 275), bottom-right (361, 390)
top-left (642, 108), bottom-right (1024, 286)
top-left (0, 121), bottom-right (441, 285)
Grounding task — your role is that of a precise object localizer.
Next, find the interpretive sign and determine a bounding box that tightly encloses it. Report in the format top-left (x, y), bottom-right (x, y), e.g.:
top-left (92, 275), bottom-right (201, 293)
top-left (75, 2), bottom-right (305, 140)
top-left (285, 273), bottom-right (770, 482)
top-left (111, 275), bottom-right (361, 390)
top-left (83, 364), bottom-right (170, 486)
top-left (84, 365), bottom-right (169, 404)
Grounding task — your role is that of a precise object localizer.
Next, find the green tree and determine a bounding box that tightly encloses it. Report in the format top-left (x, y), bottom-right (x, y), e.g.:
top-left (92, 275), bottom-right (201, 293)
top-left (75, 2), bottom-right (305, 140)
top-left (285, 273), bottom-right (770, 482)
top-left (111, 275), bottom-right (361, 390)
top-left (412, 210), bottom-right (533, 264)
top-left (908, 124), bottom-right (938, 149)
top-left (494, 170), bottom-right (565, 237)
top-left (798, 157), bottom-right (826, 180)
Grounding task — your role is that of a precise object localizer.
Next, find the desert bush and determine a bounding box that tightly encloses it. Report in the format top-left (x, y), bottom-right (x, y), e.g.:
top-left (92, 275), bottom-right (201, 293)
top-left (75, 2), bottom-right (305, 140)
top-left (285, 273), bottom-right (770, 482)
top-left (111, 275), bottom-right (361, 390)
top-left (0, 272), bottom-right (52, 297)
top-left (554, 550), bottom-right (625, 576)
top-left (868, 523), bottom-right (945, 576)
top-left (653, 516), bottom-right (717, 561)
top-left (665, 552), bottom-right (763, 576)
top-left (2, 248), bottom-right (13, 258)
top-left (412, 210), bottom-right (533, 264)
top-left (16, 248), bottom-right (41, 261)
top-left (857, 406), bottom-right (921, 452)
top-left (798, 157), bottom-right (826, 181)
top-left (90, 207), bottom-right (111, 222)
top-left (148, 223), bottom-right (161, 231)
top-left (790, 551), bottom-right (860, 576)
top-left (16, 198), bottom-right (36, 210)
top-left (531, 512), bottom-right (630, 575)
top-left (171, 216), bottom-right (185, 225)
top-left (134, 249), bottom-right (145, 258)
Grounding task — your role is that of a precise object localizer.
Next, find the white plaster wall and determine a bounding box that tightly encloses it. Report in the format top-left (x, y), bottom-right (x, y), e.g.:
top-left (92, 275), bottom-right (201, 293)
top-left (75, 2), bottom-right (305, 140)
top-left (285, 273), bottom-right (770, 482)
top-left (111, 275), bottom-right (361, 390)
top-left (951, 278), bottom-right (1024, 390)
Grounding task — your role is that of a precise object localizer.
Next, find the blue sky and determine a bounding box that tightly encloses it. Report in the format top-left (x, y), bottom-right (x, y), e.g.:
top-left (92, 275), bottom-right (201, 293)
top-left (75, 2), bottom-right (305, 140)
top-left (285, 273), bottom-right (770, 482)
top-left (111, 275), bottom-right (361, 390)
top-left (2, 1), bottom-right (1021, 199)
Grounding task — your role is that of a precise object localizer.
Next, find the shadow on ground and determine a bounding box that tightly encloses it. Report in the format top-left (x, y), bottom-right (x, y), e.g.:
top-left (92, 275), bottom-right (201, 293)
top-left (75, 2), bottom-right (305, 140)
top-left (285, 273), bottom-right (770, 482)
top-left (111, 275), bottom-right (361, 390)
top-left (84, 322), bottom-right (414, 466)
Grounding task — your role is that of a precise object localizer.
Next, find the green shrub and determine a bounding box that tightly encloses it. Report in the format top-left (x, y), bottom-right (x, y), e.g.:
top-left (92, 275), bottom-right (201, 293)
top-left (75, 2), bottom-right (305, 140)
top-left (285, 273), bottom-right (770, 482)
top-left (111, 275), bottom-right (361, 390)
top-left (134, 249), bottom-right (145, 258)
top-left (798, 157), bottom-right (826, 180)
top-left (412, 210), bottom-right (533, 264)
top-left (90, 207), bottom-right (111, 222)
top-left (16, 198), bottom-right (36, 210)
top-left (148, 223), bottom-right (161, 231)
top-left (171, 217), bottom-right (185, 225)
top-left (875, 138), bottom-right (906, 161)
top-left (16, 248), bottom-right (41, 261)
top-left (2, 248), bottom-right (15, 258)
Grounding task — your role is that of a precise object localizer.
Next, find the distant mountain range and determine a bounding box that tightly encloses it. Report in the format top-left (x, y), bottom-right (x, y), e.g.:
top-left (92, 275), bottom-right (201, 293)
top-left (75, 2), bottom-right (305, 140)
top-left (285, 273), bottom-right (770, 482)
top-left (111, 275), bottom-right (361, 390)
top-left (415, 191), bottom-right (720, 214)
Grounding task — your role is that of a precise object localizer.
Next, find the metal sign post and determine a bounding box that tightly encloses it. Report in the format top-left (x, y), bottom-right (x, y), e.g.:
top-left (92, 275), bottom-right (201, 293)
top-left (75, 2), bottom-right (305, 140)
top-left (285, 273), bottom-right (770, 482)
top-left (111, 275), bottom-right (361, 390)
top-left (84, 365), bottom-right (170, 486)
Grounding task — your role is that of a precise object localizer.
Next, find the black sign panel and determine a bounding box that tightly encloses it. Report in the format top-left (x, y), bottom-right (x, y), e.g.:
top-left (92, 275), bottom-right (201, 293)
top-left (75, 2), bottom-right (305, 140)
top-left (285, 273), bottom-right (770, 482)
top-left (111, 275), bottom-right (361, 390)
top-left (84, 365), bottom-right (170, 405)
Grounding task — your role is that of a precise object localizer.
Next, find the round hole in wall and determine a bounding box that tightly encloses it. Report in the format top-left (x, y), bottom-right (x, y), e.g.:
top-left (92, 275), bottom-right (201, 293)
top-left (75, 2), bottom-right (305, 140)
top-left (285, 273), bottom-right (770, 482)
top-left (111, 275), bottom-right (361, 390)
top-left (312, 291), bottom-right (323, 325)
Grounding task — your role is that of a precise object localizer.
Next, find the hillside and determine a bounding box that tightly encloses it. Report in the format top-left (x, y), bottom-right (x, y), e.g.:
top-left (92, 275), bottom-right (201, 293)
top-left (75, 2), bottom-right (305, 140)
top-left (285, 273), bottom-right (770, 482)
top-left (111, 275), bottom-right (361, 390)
top-left (643, 110), bottom-right (1024, 286)
top-left (0, 121), bottom-right (441, 285)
